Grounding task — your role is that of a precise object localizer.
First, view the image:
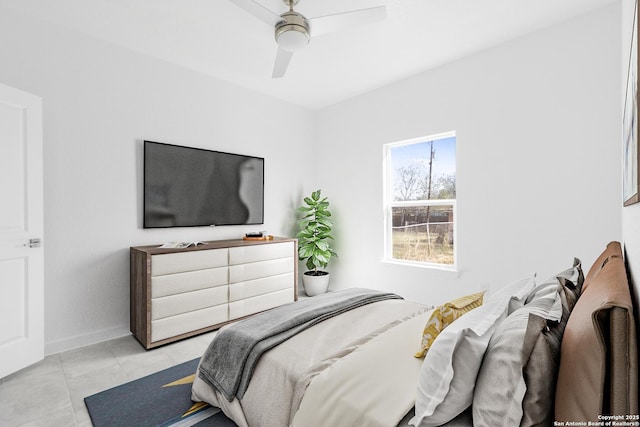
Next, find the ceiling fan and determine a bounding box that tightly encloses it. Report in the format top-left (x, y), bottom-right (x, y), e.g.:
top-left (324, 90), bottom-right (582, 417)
top-left (229, 0), bottom-right (386, 78)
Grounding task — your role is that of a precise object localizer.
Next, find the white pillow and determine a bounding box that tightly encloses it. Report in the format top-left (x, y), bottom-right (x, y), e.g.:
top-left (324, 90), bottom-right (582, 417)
top-left (524, 274), bottom-right (564, 322)
top-left (410, 276), bottom-right (536, 427)
top-left (488, 273), bottom-right (537, 304)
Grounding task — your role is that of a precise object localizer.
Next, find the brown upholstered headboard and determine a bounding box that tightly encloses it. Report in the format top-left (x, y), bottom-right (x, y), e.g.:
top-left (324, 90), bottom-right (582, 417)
top-left (555, 242), bottom-right (639, 421)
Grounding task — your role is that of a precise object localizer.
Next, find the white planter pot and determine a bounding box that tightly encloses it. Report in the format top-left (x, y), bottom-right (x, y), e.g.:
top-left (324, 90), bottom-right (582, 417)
top-left (302, 271), bottom-right (330, 296)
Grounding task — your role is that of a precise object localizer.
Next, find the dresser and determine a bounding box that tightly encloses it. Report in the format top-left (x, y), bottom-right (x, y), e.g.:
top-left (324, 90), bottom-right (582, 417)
top-left (130, 237), bottom-right (297, 349)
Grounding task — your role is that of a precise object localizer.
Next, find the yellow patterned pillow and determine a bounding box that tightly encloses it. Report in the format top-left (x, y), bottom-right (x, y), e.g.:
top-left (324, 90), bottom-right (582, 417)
top-left (414, 291), bottom-right (486, 358)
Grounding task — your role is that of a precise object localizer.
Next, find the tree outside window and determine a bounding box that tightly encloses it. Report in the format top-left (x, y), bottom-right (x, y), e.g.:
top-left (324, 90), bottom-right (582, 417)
top-left (384, 132), bottom-right (456, 267)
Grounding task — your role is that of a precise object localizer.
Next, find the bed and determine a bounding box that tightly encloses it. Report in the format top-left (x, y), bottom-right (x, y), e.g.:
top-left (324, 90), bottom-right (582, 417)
top-left (191, 241), bottom-right (638, 427)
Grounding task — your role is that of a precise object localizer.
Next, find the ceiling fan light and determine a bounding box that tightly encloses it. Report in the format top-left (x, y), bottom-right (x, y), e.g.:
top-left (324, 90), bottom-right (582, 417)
top-left (275, 11), bottom-right (310, 53)
top-left (276, 27), bottom-right (309, 52)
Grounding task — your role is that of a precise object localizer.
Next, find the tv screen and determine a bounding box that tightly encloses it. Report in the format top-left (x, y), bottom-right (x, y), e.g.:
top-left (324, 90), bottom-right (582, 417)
top-left (143, 141), bottom-right (264, 228)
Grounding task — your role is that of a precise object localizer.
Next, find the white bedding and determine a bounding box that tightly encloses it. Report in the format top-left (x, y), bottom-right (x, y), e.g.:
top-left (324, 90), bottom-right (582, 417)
top-left (291, 308), bottom-right (433, 427)
top-left (191, 299), bottom-right (431, 427)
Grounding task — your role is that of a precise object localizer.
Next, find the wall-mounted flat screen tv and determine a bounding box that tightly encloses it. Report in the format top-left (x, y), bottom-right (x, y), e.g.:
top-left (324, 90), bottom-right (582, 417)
top-left (144, 140), bottom-right (264, 228)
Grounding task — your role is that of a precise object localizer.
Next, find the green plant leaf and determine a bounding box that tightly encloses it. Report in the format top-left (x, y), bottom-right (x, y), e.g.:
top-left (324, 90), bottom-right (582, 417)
top-left (315, 240), bottom-right (329, 251)
top-left (305, 258), bottom-right (316, 271)
top-left (318, 218), bottom-right (334, 228)
top-left (315, 233), bottom-right (333, 242)
top-left (314, 250), bottom-right (330, 264)
top-left (298, 245), bottom-right (314, 259)
top-left (297, 229), bottom-right (313, 238)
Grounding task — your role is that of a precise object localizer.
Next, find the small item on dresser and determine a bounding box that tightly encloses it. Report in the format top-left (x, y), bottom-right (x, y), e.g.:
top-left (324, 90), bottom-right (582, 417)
top-left (243, 232), bottom-right (273, 240)
top-left (159, 241), bottom-right (204, 249)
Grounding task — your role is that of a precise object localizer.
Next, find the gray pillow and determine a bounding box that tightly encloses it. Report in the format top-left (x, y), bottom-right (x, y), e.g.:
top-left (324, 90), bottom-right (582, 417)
top-left (472, 311), bottom-right (529, 425)
top-left (556, 257), bottom-right (583, 306)
top-left (472, 284), bottom-right (562, 425)
top-left (520, 314), bottom-right (557, 427)
top-left (521, 261), bottom-right (583, 426)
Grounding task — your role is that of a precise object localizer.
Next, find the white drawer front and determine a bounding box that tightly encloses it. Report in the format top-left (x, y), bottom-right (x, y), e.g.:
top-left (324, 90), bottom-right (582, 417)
top-left (152, 286), bottom-right (228, 320)
top-left (152, 267), bottom-right (228, 298)
top-left (229, 257), bottom-right (294, 284)
top-left (229, 241), bottom-right (294, 265)
top-left (229, 273), bottom-right (294, 302)
top-left (151, 304), bottom-right (228, 343)
top-left (229, 288), bottom-right (294, 320)
top-left (152, 248), bottom-right (228, 276)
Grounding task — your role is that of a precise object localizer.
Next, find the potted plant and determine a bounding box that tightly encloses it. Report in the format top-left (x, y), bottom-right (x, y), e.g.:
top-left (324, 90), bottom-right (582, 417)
top-left (297, 189), bottom-right (338, 296)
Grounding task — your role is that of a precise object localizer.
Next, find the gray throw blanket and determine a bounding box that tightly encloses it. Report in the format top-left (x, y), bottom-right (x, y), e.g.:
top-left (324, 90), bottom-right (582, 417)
top-left (198, 288), bottom-right (402, 401)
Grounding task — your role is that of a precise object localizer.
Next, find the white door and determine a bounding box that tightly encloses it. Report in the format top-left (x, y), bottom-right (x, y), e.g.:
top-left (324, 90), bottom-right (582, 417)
top-left (0, 83), bottom-right (44, 378)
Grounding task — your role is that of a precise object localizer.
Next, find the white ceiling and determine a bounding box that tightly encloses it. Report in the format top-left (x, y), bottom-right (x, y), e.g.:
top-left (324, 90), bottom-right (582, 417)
top-left (0, 0), bottom-right (619, 110)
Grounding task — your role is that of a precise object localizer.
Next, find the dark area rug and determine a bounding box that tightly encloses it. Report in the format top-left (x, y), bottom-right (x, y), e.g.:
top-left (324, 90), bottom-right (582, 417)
top-left (84, 358), bottom-right (237, 427)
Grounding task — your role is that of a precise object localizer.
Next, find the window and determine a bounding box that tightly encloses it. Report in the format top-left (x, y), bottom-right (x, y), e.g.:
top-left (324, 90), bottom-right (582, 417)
top-left (383, 132), bottom-right (456, 268)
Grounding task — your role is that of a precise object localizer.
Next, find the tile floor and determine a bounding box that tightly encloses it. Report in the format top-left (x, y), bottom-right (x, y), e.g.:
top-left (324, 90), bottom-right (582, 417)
top-left (0, 331), bottom-right (218, 427)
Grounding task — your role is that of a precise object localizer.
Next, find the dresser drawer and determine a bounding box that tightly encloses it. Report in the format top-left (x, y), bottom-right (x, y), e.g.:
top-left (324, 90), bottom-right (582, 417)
top-left (229, 257), bottom-right (294, 283)
top-left (229, 288), bottom-right (294, 320)
top-left (151, 267), bottom-right (228, 298)
top-left (229, 273), bottom-right (294, 302)
top-left (151, 248), bottom-right (228, 276)
top-left (229, 241), bottom-right (294, 265)
top-left (152, 286), bottom-right (228, 320)
top-left (151, 304), bottom-right (228, 343)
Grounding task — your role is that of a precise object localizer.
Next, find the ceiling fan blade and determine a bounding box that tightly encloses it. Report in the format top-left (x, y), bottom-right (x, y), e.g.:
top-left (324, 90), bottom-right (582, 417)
top-left (228, 0), bottom-right (282, 26)
top-left (308, 5), bottom-right (386, 37)
top-left (272, 48), bottom-right (294, 78)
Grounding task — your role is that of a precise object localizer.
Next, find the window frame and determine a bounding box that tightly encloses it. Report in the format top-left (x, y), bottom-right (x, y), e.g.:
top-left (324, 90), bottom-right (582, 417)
top-left (382, 131), bottom-right (457, 271)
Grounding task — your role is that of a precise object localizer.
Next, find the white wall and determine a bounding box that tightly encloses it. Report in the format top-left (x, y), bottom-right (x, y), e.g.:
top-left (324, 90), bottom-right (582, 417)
top-left (0, 7), bottom-right (315, 354)
top-left (622, 0), bottom-right (640, 324)
top-left (317, 4), bottom-right (622, 305)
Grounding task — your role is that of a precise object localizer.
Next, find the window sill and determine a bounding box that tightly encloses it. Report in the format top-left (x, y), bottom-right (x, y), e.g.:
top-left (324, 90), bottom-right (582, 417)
top-left (381, 258), bottom-right (458, 273)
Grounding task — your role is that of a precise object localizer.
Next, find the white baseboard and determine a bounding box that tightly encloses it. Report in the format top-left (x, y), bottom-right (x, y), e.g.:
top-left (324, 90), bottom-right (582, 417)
top-left (45, 326), bottom-right (131, 355)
